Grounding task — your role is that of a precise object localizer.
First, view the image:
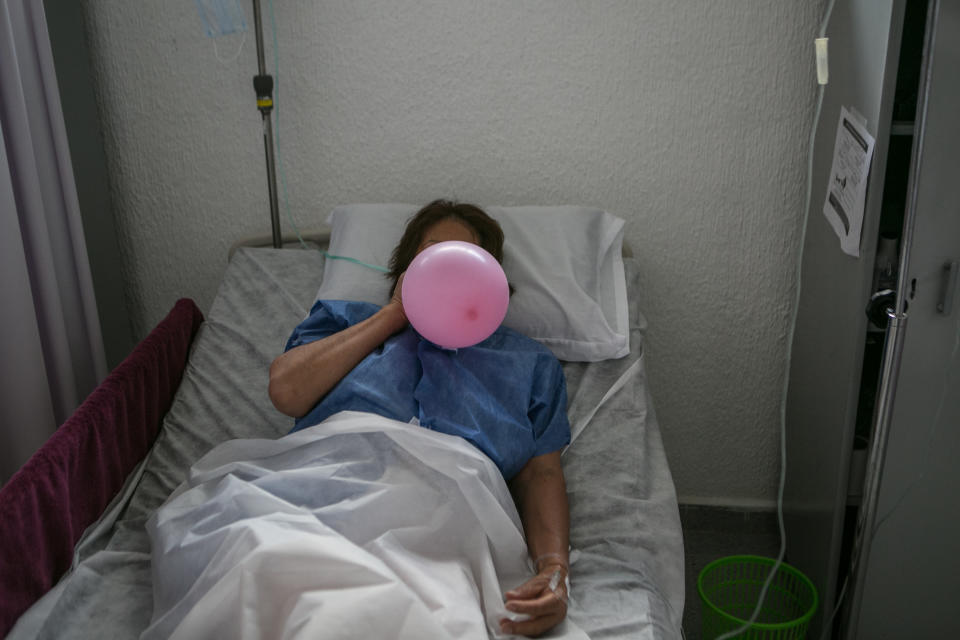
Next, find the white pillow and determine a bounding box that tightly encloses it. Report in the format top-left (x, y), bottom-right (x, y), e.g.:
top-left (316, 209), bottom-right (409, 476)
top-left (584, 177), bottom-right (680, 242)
top-left (314, 203), bottom-right (630, 362)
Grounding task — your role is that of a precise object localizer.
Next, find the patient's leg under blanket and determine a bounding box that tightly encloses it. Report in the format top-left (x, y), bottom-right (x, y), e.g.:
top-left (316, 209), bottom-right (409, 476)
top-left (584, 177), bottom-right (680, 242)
top-left (143, 411), bottom-right (587, 640)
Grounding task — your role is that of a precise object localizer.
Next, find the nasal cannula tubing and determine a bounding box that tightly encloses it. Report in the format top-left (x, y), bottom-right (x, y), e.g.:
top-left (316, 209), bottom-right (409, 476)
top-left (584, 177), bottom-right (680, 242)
top-left (265, 0), bottom-right (389, 275)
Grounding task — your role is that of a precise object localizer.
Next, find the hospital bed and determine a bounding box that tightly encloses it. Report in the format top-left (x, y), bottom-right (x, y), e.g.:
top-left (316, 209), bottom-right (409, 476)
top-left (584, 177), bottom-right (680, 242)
top-left (0, 205), bottom-right (685, 639)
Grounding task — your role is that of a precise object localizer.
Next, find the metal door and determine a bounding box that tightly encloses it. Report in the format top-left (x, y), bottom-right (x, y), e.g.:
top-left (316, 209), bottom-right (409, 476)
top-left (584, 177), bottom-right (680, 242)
top-left (783, 1), bottom-right (904, 636)
top-left (846, 1), bottom-right (960, 636)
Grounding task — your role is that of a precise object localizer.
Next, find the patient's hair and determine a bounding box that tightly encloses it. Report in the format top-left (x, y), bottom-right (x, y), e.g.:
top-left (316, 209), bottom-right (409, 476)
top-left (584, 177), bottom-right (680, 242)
top-left (386, 199), bottom-right (508, 294)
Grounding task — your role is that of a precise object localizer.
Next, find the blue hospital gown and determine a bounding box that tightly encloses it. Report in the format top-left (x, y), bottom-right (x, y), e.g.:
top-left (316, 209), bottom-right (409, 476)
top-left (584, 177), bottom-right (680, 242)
top-left (285, 300), bottom-right (570, 480)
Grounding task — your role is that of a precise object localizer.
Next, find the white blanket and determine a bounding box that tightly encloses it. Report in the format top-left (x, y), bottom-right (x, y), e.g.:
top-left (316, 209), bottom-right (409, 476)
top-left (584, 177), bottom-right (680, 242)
top-left (142, 411), bottom-right (588, 640)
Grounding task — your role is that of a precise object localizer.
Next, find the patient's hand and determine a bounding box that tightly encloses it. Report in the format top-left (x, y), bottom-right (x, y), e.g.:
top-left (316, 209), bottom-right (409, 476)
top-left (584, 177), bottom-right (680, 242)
top-left (385, 272), bottom-right (407, 322)
top-left (501, 563), bottom-right (568, 637)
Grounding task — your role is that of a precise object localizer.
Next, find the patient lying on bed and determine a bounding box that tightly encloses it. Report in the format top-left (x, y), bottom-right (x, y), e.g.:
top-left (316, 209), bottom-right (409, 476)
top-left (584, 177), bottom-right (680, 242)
top-left (268, 200), bottom-right (572, 637)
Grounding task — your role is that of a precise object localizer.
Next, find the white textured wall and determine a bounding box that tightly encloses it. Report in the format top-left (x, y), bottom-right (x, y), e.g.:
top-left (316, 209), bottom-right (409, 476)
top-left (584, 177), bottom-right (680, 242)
top-left (82, 0), bottom-right (821, 505)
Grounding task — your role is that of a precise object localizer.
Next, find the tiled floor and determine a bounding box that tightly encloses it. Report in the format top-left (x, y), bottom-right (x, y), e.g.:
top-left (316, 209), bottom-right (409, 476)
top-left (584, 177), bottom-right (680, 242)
top-left (679, 505), bottom-right (781, 640)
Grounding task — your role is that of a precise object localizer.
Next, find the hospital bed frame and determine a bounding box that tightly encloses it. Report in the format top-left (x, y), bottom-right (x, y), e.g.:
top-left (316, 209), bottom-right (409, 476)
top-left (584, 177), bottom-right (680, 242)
top-left (0, 242), bottom-right (679, 639)
top-left (0, 299), bottom-right (204, 634)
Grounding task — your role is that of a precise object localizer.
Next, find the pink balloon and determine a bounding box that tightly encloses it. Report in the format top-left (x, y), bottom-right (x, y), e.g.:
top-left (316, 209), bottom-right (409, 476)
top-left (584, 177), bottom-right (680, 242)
top-left (402, 241), bottom-right (510, 349)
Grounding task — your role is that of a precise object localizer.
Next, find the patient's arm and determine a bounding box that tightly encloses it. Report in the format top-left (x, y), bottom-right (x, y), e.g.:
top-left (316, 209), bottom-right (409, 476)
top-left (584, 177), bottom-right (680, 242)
top-left (503, 451), bottom-right (569, 637)
top-left (269, 281), bottom-right (408, 418)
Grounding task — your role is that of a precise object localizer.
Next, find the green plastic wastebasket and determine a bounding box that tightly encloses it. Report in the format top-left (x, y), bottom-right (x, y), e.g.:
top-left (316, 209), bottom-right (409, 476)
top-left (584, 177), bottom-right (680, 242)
top-left (697, 555), bottom-right (818, 639)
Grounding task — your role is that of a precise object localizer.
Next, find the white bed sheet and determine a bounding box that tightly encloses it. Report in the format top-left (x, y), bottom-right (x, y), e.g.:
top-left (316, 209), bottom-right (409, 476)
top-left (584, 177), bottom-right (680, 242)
top-left (143, 411), bottom-right (589, 640)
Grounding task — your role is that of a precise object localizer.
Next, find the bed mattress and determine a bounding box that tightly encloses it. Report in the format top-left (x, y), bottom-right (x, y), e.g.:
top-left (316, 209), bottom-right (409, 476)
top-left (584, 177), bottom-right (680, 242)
top-left (9, 247), bottom-right (684, 639)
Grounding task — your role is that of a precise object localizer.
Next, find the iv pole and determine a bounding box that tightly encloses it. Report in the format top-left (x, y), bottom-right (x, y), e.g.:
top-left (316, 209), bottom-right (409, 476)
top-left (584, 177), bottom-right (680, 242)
top-left (251, 0), bottom-right (282, 248)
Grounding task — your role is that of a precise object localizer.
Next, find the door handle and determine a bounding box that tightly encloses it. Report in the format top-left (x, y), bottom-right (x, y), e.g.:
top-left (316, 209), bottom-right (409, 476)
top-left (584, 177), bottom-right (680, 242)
top-left (937, 260), bottom-right (959, 315)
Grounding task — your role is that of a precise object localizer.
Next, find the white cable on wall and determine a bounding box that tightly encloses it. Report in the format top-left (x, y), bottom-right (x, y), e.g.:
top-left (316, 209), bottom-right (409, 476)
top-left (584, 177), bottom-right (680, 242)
top-left (714, 0), bottom-right (836, 637)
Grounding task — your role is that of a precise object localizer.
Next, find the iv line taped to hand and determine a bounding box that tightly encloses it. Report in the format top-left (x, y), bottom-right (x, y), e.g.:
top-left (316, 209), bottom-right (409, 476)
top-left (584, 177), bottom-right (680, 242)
top-left (546, 569), bottom-right (569, 605)
top-left (534, 553), bottom-right (570, 605)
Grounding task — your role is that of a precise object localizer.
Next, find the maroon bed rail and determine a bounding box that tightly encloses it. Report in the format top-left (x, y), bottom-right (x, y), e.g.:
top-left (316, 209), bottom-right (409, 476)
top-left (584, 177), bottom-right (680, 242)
top-left (0, 298), bottom-right (203, 636)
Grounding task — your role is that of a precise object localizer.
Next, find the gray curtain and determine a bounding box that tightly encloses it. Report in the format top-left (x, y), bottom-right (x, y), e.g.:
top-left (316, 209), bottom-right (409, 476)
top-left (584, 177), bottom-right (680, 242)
top-left (0, 0), bottom-right (106, 483)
